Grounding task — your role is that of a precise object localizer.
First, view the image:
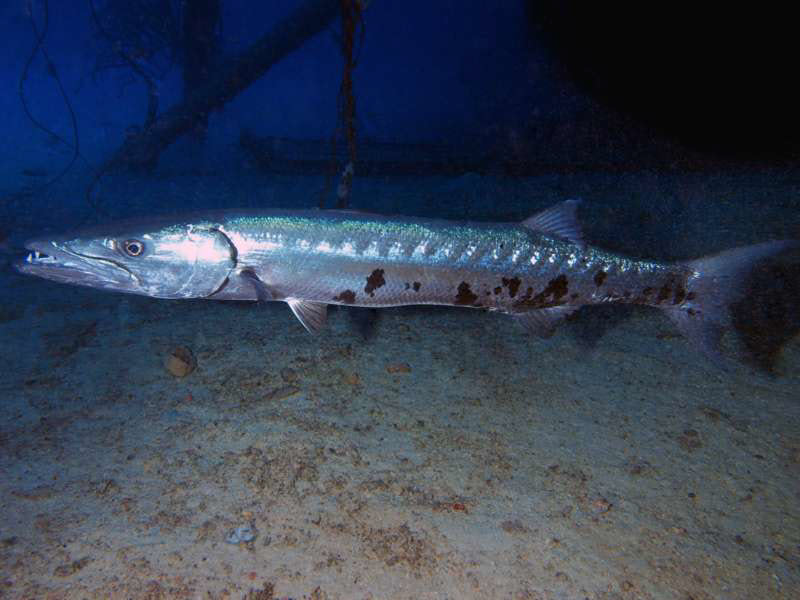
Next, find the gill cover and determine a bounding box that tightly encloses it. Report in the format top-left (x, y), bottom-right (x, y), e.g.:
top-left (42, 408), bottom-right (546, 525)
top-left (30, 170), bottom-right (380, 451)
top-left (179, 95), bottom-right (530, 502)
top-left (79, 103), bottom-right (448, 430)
top-left (130, 226), bottom-right (236, 298)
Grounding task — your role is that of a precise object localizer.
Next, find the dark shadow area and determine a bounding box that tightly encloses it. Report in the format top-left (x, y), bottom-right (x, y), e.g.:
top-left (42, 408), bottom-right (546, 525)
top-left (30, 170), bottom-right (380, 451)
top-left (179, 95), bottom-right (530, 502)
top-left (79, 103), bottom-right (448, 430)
top-left (565, 304), bottom-right (638, 349)
top-left (344, 307), bottom-right (381, 341)
top-left (734, 256), bottom-right (800, 372)
top-left (527, 1), bottom-right (800, 161)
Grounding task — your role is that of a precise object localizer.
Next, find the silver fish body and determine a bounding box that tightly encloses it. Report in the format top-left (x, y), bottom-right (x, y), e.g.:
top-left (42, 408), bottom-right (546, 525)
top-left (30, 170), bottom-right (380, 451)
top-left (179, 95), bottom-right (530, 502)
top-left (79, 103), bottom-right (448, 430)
top-left (16, 201), bottom-right (796, 363)
top-left (213, 209), bottom-right (678, 314)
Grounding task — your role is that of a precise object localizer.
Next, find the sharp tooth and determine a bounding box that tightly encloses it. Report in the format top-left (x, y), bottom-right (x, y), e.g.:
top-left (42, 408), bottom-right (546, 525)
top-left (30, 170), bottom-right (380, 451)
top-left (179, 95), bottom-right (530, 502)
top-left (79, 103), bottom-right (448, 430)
top-left (35, 251), bottom-right (41, 260)
top-left (26, 253), bottom-right (33, 263)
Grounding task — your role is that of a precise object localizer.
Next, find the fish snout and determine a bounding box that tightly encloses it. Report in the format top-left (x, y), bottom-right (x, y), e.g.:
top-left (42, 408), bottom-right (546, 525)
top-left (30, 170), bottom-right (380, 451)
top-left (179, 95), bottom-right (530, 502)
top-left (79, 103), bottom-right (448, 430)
top-left (16, 239), bottom-right (134, 290)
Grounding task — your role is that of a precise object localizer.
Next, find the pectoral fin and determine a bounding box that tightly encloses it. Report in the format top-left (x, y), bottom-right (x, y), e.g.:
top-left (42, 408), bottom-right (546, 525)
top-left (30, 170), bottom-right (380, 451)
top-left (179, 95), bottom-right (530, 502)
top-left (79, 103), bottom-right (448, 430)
top-left (288, 299), bottom-right (328, 333)
top-left (239, 268), bottom-right (275, 302)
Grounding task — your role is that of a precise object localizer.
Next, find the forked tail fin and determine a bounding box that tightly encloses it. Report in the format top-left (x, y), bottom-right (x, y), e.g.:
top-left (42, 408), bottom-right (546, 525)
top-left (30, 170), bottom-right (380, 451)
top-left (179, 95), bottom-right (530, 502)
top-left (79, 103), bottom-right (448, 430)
top-left (665, 240), bottom-right (799, 367)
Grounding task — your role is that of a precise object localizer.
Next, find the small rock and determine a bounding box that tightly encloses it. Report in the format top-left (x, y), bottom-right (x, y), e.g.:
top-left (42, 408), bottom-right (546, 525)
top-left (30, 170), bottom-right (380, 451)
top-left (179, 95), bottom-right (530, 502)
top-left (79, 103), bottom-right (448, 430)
top-left (677, 429), bottom-right (703, 452)
top-left (627, 459), bottom-right (652, 476)
top-left (591, 496), bottom-right (613, 515)
top-left (386, 362), bottom-right (411, 374)
top-left (244, 582), bottom-right (274, 600)
top-left (165, 346), bottom-right (196, 377)
top-left (280, 367), bottom-right (298, 383)
top-left (344, 372), bottom-right (361, 385)
top-left (53, 557), bottom-right (92, 577)
top-left (226, 525), bottom-right (257, 544)
top-left (500, 520), bottom-right (528, 534)
top-left (264, 385), bottom-right (301, 401)
top-left (95, 479), bottom-right (120, 497)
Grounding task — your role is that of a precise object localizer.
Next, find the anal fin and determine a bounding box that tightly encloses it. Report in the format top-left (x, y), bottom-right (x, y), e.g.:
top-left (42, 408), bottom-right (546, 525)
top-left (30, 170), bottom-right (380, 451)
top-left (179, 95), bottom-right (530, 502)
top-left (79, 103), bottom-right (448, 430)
top-left (665, 309), bottom-right (734, 370)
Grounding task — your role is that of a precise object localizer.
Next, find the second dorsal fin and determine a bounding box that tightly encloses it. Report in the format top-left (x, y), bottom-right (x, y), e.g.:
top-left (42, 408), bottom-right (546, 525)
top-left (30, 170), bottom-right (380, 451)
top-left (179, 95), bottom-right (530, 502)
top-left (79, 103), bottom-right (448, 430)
top-left (522, 199), bottom-right (584, 247)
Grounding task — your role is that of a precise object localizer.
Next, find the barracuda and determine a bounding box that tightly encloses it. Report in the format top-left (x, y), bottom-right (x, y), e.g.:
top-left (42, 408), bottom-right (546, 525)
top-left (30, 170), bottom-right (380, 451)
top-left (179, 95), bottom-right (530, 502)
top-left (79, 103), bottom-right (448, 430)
top-left (16, 200), bottom-right (796, 364)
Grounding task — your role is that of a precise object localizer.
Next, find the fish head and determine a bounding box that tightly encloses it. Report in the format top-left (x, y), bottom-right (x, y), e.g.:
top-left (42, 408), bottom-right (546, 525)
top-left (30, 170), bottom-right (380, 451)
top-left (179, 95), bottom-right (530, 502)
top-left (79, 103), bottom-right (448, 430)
top-left (16, 219), bottom-right (237, 299)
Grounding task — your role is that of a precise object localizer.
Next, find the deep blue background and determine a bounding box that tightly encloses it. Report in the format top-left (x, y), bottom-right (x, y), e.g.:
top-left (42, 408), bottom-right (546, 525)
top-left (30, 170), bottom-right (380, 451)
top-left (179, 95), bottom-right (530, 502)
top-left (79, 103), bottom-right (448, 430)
top-left (0, 0), bottom-right (565, 168)
top-left (0, 0), bottom-right (797, 183)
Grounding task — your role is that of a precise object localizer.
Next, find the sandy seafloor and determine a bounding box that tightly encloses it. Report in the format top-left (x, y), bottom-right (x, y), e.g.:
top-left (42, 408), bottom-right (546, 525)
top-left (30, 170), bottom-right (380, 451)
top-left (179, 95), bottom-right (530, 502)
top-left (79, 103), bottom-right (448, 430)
top-left (1, 168), bottom-right (799, 599)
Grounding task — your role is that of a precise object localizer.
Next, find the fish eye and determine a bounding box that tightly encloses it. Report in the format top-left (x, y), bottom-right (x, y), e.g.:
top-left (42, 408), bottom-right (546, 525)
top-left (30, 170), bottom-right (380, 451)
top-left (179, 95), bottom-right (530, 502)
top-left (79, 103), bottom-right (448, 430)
top-left (122, 239), bottom-right (145, 257)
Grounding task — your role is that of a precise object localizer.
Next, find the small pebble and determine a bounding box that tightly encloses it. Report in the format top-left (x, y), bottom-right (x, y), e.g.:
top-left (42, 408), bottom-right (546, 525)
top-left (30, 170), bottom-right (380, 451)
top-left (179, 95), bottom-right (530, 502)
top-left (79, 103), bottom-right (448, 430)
top-left (280, 367), bottom-right (298, 383)
top-left (165, 346), bottom-right (196, 377)
top-left (386, 362), bottom-right (412, 374)
top-left (226, 525), bottom-right (257, 544)
top-left (264, 385), bottom-right (301, 401)
top-left (344, 372), bottom-right (361, 385)
top-left (591, 496), bottom-right (613, 514)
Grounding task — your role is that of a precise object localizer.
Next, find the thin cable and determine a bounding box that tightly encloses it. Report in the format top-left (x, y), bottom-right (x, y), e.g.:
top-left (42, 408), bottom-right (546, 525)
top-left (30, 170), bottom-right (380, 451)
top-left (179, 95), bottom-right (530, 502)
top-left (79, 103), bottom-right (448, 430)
top-left (18, 0), bottom-right (83, 190)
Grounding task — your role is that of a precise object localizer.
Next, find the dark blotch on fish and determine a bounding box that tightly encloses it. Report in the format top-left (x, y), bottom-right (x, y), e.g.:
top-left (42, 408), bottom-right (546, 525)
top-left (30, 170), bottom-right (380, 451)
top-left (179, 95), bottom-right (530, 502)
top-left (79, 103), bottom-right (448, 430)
top-left (547, 275), bottom-right (569, 299)
top-left (633, 286), bottom-right (654, 304)
top-left (455, 282), bottom-right (479, 306)
top-left (364, 269), bottom-right (385, 297)
top-left (493, 286), bottom-right (502, 295)
top-left (513, 275), bottom-right (569, 309)
top-left (502, 277), bottom-right (521, 298)
top-left (656, 278), bottom-right (675, 304)
top-left (413, 281), bottom-right (421, 292)
top-left (594, 271), bottom-right (607, 287)
top-left (334, 290), bottom-right (356, 304)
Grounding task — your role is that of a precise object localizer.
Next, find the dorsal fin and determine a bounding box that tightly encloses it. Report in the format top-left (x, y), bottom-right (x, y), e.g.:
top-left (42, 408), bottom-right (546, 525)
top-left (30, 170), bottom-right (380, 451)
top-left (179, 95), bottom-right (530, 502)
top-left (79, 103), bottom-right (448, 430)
top-left (522, 199), bottom-right (584, 247)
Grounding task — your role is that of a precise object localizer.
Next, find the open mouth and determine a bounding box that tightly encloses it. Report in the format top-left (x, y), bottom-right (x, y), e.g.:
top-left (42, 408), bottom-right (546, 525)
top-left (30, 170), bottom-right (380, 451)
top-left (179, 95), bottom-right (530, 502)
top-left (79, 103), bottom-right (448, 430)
top-left (16, 240), bottom-right (134, 288)
top-left (23, 249), bottom-right (58, 265)
top-left (18, 241), bottom-right (76, 273)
